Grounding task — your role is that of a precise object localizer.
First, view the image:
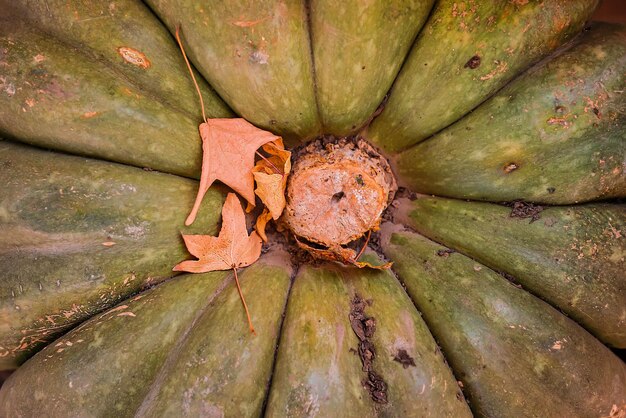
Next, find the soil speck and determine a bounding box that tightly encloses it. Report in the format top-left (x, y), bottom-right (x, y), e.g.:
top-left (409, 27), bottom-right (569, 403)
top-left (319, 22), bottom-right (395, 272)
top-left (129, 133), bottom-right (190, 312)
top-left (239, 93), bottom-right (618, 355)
top-left (507, 201), bottom-right (543, 223)
top-left (437, 248), bottom-right (455, 258)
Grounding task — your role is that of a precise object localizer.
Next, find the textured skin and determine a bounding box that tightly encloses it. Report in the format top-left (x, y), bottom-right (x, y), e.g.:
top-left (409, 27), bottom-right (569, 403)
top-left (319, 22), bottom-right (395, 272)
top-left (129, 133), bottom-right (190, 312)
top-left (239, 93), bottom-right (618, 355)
top-left (0, 13), bottom-right (231, 178)
top-left (266, 254), bottom-right (472, 417)
top-left (367, 0), bottom-right (599, 152)
top-left (310, 0), bottom-right (434, 135)
top-left (382, 226), bottom-right (626, 418)
top-left (0, 249), bottom-right (292, 417)
top-left (0, 142), bottom-right (224, 369)
top-left (396, 23), bottom-right (626, 204)
top-left (395, 196), bottom-right (626, 348)
top-left (3, 0), bottom-right (230, 121)
top-left (145, 0), bottom-right (320, 142)
top-left (0, 0), bottom-right (624, 413)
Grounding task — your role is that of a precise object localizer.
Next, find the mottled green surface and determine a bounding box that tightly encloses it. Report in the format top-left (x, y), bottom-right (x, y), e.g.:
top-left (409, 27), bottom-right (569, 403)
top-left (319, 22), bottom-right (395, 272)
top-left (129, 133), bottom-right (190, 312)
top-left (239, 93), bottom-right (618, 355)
top-left (396, 23), bottom-right (626, 204)
top-left (0, 20), bottom-right (229, 178)
top-left (382, 226), bottom-right (626, 418)
top-left (396, 196), bottom-right (626, 348)
top-left (367, 0), bottom-right (598, 151)
top-left (4, 0), bottom-right (231, 121)
top-left (136, 250), bottom-right (292, 417)
top-left (0, 141), bottom-right (224, 369)
top-left (145, 0), bottom-right (320, 142)
top-left (0, 248), bottom-right (292, 417)
top-left (0, 271), bottom-right (230, 417)
top-left (266, 253), bottom-right (471, 417)
top-left (310, 0), bottom-right (434, 135)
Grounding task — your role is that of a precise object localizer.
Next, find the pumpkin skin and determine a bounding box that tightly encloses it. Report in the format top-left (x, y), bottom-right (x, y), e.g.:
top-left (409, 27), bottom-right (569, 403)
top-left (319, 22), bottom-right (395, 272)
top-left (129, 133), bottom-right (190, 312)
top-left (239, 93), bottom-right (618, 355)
top-left (1, 0), bottom-right (626, 417)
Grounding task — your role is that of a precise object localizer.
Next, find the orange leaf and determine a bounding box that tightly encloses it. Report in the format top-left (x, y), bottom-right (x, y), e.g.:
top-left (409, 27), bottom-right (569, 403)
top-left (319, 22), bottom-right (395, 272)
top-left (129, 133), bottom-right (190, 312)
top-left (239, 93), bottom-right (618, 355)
top-left (255, 208), bottom-right (273, 242)
top-left (294, 237), bottom-right (392, 270)
top-left (252, 139), bottom-right (292, 220)
top-left (185, 119), bottom-right (280, 226)
top-left (175, 193), bottom-right (262, 334)
top-left (175, 193), bottom-right (262, 273)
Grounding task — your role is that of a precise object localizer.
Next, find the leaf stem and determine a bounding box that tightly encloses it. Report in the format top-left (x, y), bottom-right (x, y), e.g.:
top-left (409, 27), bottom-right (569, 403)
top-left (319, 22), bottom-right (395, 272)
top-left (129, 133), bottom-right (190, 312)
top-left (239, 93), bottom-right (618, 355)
top-left (255, 151), bottom-right (283, 175)
top-left (233, 267), bottom-right (256, 335)
top-left (354, 230), bottom-right (372, 262)
top-left (175, 25), bottom-right (207, 124)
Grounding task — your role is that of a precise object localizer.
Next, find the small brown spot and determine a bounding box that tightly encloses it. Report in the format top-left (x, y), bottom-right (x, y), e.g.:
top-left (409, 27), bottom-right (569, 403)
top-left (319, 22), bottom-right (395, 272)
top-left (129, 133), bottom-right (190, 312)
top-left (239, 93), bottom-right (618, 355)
top-left (393, 349), bottom-right (416, 369)
top-left (503, 162), bottom-right (519, 173)
top-left (117, 47), bottom-right (151, 69)
top-left (464, 55), bottom-right (481, 69)
top-left (437, 248), bottom-right (455, 257)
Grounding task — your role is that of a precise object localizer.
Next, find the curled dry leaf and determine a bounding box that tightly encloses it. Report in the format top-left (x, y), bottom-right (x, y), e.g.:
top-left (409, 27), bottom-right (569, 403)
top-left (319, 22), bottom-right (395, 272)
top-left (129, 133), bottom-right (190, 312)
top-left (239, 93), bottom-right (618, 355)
top-left (253, 139), bottom-right (291, 218)
top-left (185, 118), bottom-right (280, 226)
top-left (252, 139), bottom-right (292, 240)
top-left (174, 193), bottom-right (262, 333)
top-left (295, 236), bottom-right (392, 270)
top-left (255, 208), bottom-right (273, 242)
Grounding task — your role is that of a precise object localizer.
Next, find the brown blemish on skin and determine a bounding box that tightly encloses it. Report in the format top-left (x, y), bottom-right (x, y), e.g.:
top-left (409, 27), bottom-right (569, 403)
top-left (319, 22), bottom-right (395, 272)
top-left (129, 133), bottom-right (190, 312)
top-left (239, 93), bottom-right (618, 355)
top-left (464, 55), bottom-right (481, 69)
top-left (393, 349), bottom-right (416, 369)
top-left (349, 294), bottom-right (388, 404)
top-left (503, 162), bottom-right (519, 173)
top-left (117, 47), bottom-right (151, 69)
top-left (508, 201), bottom-right (543, 223)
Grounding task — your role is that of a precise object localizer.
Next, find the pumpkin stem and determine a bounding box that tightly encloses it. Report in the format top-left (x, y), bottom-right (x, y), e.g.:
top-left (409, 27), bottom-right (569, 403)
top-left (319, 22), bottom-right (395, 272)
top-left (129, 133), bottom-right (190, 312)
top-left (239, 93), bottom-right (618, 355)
top-left (175, 25), bottom-right (207, 124)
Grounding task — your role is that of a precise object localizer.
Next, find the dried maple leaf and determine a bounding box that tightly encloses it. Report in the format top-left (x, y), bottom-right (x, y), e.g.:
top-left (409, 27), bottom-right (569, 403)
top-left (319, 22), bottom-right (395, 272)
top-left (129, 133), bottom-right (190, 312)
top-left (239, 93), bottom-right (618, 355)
top-left (251, 139), bottom-right (291, 241)
top-left (254, 140), bottom-right (291, 213)
top-left (175, 27), bottom-right (281, 226)
top-left (174, 193), bottom-right (262, 333)
top-left (185, 118), bottom-right (280, 226)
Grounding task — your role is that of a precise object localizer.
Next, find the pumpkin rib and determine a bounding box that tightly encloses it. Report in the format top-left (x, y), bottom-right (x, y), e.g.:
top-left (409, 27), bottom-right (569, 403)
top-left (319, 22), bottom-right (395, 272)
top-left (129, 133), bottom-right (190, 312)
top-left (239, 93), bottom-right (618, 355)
top-left (394, 196), bottom-right (626, 348)
top-left (264, 254), bottom-right (472, 416)
top-left (258, 253), bottom-right (298, 416)
top-left (308, 0), bottom-right (436, 136)
top-left (366, 0), bottom-right (601, 153)
top-left (381, 224), bottom-right (626, 417)
top-left (144, 0), bottom-right (322, 141)
top-left (0, 141), bottom-right (225, 369)
top-left (2, 0), bottom-right (232, 121)
top-left (301, 0), bottom-right (324, 139)
top-left (395, 22), bottom-right (626, 205)
top-left (133, 271), bottom-right (234, 416)
top-left (0, 24), bottom-right (209, 178)
top-left (368, 24), bottom-right (587, 157)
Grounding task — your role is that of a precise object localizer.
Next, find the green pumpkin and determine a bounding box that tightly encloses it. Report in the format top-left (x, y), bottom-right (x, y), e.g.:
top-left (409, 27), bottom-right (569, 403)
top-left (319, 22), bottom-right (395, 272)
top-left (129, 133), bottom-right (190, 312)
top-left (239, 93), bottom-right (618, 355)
top-left (1, 0), bottom-right (625, 416)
